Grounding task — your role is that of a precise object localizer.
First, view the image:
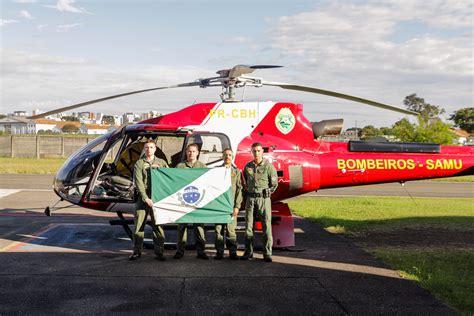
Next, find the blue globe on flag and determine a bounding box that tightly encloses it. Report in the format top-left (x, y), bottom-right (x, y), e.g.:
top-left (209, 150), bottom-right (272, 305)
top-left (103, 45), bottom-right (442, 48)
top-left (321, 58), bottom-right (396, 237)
top-left (182, 186), bottom-right (201, 204)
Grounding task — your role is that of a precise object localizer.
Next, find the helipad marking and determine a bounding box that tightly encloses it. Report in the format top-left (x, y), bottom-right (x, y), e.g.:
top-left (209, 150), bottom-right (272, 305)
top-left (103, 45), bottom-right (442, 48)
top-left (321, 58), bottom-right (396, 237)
top-left (0, 189), bottom-right (20, 198)
top-left (0, 223), bottom-right (127, 253)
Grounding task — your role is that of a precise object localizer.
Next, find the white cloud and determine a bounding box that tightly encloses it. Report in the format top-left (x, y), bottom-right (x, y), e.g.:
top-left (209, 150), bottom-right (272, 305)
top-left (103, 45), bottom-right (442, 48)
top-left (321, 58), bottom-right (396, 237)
top-left (384, 0), bottom-right (473, 29)
top-left (45, 0), bottom-right (90, 14)
top-left (0, 49), bottom-right (217, 116)
top-left (264, 0), bottom-right (473, 125)
top-left (19, 10), bottom-right (33, 19)
top-left (221, 36), bottom-right (251, 44)
top-left (0, 19), bottom-right (19, 27)
top-left (36, 24), bottom-right (48, 30)
top-left (56, 22), bottom-right (83, 32)
top-left (13, 0), bottom-right (37, 3)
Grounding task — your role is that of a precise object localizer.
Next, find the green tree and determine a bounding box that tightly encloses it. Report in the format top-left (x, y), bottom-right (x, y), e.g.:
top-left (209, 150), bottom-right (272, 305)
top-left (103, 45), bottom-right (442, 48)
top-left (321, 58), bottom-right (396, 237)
top-left (62, 116), bottom-right (79, 122)
top-left (101, 115), bottom-right (115, 125)
top-left (425, 119), bottom-right (455, 144)
top-left (380, 126), bottom-right (394, 136)
top-left (0, 114), bottom-right (6, 120)
top-left (392, 118), bottom-right (416, 141)
top-left (404, 93), bottom-right (445, 124)
top-left (360, 125), bottom-right (381, 140)
top-left (449, 107), bottom-right (473, 133)
top-left (391, 95), bottom-right (454, 144)
top-left (62, 124), bottom-right (79, 134)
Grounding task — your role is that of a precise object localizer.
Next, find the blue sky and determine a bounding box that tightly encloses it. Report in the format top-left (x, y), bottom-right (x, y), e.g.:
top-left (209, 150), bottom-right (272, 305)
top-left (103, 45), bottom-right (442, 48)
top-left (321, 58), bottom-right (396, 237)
top-left (1, 0), bottom-right (472, 128)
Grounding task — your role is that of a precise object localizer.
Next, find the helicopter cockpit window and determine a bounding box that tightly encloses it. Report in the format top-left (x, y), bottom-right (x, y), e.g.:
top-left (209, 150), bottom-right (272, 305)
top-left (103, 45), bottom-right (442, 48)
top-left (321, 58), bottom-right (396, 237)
top-left (184, 133), bottom-right (231, 166)
top-left (54, 132), bottom-right (112, 203)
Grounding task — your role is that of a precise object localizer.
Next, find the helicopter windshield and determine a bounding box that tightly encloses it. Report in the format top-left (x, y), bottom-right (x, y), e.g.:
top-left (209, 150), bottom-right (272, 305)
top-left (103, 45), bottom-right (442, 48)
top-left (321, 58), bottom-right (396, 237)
top-left (54, 132), bottom-right (112, 203)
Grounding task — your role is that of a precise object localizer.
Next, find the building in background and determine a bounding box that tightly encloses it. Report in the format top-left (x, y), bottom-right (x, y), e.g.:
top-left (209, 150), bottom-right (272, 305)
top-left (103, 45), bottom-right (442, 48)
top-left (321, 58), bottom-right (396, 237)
top-left (0, 116), bottom-right (35, 134)
top-left (34, 119), bottom-right (82, 134)
top-left (122, 112), bottom-right (140, 123)
top-left (80, 124), bottom-right (117, 135)
top-left (13, 111), bottom-right (28, 117)
top-left (451, 128), bottom-right (471, 145)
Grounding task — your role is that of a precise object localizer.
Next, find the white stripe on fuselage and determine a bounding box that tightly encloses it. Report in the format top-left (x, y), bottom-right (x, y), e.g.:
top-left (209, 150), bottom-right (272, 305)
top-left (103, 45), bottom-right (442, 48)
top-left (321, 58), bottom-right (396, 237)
top-left (186, 101), bottom-right (276, 153)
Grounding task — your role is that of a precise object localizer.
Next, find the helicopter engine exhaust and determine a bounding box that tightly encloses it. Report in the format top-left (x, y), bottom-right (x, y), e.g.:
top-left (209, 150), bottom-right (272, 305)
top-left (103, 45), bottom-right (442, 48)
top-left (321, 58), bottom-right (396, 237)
top-left (311, 119), bottom-right (344, 139)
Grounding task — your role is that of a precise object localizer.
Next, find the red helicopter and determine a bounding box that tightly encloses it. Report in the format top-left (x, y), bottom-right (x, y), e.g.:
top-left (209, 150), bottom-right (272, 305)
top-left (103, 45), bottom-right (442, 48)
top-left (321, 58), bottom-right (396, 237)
top-left (30, 65), bottom-right (474, 248)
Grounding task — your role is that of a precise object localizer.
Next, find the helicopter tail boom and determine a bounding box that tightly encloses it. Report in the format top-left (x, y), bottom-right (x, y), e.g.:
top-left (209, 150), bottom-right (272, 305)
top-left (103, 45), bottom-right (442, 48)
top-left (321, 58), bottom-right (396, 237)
top-left (316, 142), bottom-right (473, 189)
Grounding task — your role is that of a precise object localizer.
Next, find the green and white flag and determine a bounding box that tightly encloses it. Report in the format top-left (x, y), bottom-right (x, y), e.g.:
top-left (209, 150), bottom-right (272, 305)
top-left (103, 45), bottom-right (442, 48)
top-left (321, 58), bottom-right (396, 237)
top-left (151, 167), bottom-right (233, 225)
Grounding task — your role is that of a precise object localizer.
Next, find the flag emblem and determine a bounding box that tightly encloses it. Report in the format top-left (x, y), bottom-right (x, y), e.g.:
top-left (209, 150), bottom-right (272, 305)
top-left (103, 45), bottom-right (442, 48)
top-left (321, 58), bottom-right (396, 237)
top-left (179, 185), bottom-right (204, 205)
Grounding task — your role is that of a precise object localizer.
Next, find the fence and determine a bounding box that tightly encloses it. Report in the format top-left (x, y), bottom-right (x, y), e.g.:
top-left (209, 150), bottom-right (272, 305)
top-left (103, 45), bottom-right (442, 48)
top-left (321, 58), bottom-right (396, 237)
top-left (0, 135), bottom-right (98, 158)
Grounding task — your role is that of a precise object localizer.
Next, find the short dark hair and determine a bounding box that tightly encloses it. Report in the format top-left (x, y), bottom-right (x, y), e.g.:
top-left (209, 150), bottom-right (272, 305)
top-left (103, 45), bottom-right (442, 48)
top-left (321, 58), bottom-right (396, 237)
top-left (186, 143), bottom-right (199, 151)
top-left (222, 148), bottom-right (233, 157)
top-left (251, 142), bottom-right (262, 149)
top-left (144, 139), bottom-right (156, 146)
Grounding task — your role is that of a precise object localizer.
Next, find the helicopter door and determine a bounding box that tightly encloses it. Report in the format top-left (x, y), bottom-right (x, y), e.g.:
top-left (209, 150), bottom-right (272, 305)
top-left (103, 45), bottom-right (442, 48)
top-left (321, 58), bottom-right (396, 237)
top-left (82, 126), bottom-right (135, 202)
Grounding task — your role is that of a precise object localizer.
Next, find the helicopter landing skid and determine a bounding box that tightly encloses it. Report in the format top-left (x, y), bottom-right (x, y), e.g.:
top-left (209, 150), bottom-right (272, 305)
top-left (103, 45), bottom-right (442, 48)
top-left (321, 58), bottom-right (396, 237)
top-left (44, 199), bottom-right (76, 216)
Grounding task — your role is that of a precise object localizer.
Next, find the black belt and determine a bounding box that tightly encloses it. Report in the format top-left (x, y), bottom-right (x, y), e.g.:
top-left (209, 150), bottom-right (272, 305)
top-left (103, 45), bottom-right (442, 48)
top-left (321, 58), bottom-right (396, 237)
top-left (246, 192), bottom-right (263, 198)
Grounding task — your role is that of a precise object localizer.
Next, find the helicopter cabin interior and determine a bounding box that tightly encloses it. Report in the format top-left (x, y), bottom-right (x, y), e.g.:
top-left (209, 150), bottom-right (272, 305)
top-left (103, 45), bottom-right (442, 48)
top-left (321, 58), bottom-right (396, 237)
top-left (85, 130), bottom-right (232, 202)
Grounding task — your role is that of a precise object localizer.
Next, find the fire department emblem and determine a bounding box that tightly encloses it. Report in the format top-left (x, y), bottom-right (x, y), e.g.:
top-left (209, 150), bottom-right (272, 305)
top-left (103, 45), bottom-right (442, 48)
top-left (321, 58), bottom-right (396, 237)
top-left (275, 108), bottom-right (295, 134)
top-left (178, 186), bottom-right (204, 206)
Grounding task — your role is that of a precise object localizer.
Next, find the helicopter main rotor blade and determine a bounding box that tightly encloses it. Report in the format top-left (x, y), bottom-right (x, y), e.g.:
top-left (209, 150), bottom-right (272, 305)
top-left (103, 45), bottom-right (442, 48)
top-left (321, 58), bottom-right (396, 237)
top-left (27, 81), bottom-right (201, 119)
top-left (262, 80), bottom-right (418, 116)
top-left (217, 64), bottom-right (283, 78)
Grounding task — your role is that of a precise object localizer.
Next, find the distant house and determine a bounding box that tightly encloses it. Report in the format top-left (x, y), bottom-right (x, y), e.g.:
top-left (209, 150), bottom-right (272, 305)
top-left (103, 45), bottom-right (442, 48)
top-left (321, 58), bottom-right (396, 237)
top-left (34, 119), bottom-right (82, 134)
top-left (0, 116), bottom-right (35, 134)
top-left (451, 128), bottom-right (471, 145)
top-left (80, 124), bottom-right (117, 135)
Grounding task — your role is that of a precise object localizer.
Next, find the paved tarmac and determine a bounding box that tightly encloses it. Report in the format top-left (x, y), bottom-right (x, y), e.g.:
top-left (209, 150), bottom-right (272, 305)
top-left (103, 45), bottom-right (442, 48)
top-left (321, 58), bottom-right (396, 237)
top-left (0, 188), bottom-right (454, 314)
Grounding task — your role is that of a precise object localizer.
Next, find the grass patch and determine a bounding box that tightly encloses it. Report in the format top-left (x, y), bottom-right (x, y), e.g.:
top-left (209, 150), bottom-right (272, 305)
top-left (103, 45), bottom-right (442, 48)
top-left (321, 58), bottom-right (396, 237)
top-left (428, 175), bottom-right (474, 182)
top-left (288, 196), bottom-right (474, 232)
top-left (0, 157), bottom-right (66, 174)
top-left (288, 196), bottom-right (474, 314)
top-left (372, 249), bottom-right (474, 314)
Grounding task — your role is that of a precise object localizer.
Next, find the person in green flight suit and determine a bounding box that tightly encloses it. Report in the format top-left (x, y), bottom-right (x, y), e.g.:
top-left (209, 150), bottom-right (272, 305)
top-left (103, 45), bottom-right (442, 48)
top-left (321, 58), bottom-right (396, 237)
top-left (129, 139), bottom-right (168, 261)
top-left (173, 143), bottom-right (209, 260)
top-left (240, 142), bottom-right (278, 263)
top-left (214, 148), bottom-right (243, 260)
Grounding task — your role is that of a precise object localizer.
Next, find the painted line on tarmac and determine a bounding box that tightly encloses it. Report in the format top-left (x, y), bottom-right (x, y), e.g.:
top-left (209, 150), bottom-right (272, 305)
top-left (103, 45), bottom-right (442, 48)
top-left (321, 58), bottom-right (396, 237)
top-left (0, 223), bottom-right (123, 253)
top-left (0, 189), bottom-right (20, 198)
top-left (0, 189), bottom-right (51, 198)
top-left (0, 223), bottom-right (56, 252)
top-left (1, 189), bottom-right (52, 192)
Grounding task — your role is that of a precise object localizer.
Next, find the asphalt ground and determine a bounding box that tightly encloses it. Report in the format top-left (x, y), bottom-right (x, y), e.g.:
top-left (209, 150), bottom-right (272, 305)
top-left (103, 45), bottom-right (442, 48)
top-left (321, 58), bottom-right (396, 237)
top-left (0, 176), bottom-right (458, 314)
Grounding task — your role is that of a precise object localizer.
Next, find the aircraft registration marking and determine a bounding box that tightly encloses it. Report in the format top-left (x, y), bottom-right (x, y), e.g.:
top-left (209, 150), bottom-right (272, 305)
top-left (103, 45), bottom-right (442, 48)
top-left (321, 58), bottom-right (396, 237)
top-left (337, 158), bottom-right (463, 171)
top-left (209, 108), bottom-right (257, 119)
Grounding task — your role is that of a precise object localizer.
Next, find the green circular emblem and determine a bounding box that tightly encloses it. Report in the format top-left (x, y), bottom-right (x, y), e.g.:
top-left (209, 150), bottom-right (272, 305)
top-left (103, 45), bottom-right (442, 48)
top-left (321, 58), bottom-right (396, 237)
top-left (275, 107), bottom-right (296, 134)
